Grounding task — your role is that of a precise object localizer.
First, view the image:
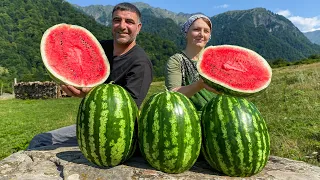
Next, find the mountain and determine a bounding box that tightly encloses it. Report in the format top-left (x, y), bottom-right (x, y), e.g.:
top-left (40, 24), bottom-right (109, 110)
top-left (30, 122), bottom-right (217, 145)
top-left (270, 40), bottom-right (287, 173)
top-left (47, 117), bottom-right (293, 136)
top-left (139, 8), bottom-right (186, 49)
top-left (208, 8), bottom-right (320, 61)
top-left (72, 2), bottom-right (189, 48)
top-left (72, 4), bottom-right (114, 26)
top-left (73, 2), bottom-right (190, 26)
top-left (304, 30), bottom-right (320, 45)
top-left (74, 5), bottom-right (320, 61)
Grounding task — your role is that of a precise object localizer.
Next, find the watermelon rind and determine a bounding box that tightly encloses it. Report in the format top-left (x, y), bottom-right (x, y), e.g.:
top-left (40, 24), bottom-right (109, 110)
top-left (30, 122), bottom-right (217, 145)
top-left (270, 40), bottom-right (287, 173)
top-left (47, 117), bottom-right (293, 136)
top-left (76, 83), bottom-right (138, 167)
top-left (138, 91), bottom-right (201, 174)
top-left (201, 94), bottom-right (270, 177)
top-left (40, 23), bottom-right (110, 88)
top-left (197, 45), bottom-right (272, 96)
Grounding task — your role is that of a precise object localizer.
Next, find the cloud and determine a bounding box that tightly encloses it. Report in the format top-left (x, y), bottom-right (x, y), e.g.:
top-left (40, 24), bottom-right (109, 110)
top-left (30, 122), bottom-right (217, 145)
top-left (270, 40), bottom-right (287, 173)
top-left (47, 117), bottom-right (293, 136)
top-left (290, 16), bottom-right (320, 32)
top-left (276, 9), bottom-right (320, 32)
top-left (214, 4), bottom-right (229, 9)
top-left (277, 10), bottom-right (291, 17)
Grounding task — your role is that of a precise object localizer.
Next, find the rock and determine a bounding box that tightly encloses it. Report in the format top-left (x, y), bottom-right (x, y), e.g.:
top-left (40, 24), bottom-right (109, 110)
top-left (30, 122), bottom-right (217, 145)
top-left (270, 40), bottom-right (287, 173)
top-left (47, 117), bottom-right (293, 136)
top-left (1, 145), bottom-right (320, 180)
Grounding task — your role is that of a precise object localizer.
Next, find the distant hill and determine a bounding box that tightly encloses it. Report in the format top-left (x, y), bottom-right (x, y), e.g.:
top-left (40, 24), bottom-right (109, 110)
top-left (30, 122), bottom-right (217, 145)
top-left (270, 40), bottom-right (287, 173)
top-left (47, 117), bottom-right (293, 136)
top-left (73, 2), bottom-right (190, 26)
top-left (75, 5), bottom-right (320, 61)
top-left (304, 30), bottom-right (320, 45)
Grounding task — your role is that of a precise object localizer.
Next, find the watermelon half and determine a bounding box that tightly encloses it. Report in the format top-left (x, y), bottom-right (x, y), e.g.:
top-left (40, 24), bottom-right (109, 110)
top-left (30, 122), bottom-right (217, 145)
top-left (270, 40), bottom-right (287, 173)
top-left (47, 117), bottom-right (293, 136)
top-left (40, 23), bottom-right (110, 87)
top-left (197, 45), bottom-right (272, 96)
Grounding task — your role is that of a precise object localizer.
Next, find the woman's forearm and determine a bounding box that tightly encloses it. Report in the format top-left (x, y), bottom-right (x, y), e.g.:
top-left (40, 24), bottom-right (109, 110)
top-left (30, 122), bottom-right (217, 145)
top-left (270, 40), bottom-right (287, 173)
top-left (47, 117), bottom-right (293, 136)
top-left (171, 80), bottom-right (203, 97)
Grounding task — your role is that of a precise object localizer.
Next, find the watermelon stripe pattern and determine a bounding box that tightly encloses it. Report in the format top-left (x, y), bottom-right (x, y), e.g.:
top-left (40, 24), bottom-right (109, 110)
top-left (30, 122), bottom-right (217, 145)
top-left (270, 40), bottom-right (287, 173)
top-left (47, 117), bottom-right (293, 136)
top-left (138, 91), bottom-right (201, 173)
top-left (189, 88), bottom-right (217, 111)
top-left (201, 95), bottom-right (270, 177)
top-left (77, 84), bottom-right (138, 167)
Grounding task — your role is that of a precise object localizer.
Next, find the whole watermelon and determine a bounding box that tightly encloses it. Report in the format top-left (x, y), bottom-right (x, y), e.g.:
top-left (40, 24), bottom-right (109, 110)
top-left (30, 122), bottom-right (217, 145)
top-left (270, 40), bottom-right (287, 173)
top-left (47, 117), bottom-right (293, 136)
top-left (197, 45), bottom-right (272, 96)
top-left (76, 84), bottom-right (138, 167)
top-left (138, 91), bottom-right (201, 173)
top-left (201, 95), bottom-right (270, 177)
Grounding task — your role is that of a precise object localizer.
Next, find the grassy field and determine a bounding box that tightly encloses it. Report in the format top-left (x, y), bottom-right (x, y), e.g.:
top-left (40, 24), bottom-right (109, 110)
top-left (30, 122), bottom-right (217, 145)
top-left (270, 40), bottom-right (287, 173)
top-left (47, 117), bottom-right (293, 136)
top-left (0, 97), bottom-right (81, 159)
top-left (247, 62), bottom-right (320, 166)
top-left (0, 62), bottom-right (319, 167)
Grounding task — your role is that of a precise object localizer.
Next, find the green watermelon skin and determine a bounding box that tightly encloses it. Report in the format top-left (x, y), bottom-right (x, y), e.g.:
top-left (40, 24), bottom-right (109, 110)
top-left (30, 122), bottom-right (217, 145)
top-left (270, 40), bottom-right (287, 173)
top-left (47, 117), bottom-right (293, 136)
top-left (202, 78), bottom-right (260, 97)
top-left (138, 91), bottom-right (201, 173)
top-left (201, 95), bottom-right (270, 177)
top-left (76, 84), bottom-right (138, 167)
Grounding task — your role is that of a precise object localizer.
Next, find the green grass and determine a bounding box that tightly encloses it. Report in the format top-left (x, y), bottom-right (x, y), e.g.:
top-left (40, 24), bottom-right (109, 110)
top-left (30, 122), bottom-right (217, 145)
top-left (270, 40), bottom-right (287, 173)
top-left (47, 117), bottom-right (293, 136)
top-left (0, 83), bottom-right (166, 160)
top-left (247, 62), bottom-right (320, 166)
top-left (0, 97), bottom-right (82, 159)
top-left (0, 62), bottom-right (320, 167)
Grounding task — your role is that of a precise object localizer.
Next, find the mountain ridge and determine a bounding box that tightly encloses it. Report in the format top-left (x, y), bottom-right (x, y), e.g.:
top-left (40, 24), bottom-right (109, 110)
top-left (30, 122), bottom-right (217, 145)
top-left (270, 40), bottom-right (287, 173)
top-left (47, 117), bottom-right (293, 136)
top-left (72, 2), bottom-right (191, 26)
top-left (209, 7), bottom-right (320, 60)
top-left (304, 30), bottom-right (320, 45)
top-left (74, 4), bottom-right (320, 61)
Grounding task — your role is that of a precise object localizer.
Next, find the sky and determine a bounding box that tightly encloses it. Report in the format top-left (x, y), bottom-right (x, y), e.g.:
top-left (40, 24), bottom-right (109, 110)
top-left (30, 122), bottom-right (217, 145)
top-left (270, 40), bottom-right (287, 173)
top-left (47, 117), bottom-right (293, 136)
top-left (66, 0), bottom-right (320, 32)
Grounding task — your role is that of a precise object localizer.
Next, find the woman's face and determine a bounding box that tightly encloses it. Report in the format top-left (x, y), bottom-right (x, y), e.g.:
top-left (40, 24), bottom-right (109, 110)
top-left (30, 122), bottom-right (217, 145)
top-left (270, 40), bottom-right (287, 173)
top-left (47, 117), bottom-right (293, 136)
top-left (186, 18), bottom-right (211, 48)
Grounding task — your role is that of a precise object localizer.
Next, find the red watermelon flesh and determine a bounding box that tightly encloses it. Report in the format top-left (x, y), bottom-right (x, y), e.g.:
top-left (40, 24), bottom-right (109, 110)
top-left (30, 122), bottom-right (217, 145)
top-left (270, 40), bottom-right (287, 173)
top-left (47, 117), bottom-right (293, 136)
top-left (40, 23), bottom-right (110, 87)
top-left (197, 45), bottom-right (272, 96)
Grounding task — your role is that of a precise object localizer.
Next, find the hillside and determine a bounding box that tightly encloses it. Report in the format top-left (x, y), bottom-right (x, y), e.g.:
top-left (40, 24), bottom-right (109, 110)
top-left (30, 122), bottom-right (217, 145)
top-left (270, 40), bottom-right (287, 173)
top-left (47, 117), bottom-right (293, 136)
top-left (248, 62), bottom-right (320, 166)
top-left (139, 8), bottom-right (186, 48)
top-left (304, 30), bottom-right (320, 45)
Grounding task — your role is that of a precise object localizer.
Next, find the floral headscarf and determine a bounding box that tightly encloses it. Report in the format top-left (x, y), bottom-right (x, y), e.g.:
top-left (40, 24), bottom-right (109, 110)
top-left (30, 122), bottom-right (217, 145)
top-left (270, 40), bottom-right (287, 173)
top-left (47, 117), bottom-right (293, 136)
top-left (181, 14), bottom-right (212, 39)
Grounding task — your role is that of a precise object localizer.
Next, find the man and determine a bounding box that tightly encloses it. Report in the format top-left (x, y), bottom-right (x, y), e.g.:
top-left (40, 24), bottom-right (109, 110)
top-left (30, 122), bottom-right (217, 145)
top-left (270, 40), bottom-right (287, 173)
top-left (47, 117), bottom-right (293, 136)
top-left (27, 2), bottom-right (153, 149)
top-left (62, 2), bottom-right (152, 107)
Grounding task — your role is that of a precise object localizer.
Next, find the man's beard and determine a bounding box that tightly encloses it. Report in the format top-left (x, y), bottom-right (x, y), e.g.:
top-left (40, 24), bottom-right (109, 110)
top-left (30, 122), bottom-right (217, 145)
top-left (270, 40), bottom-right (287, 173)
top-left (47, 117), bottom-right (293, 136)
top-left (113, 33), bottom-right (136, 45)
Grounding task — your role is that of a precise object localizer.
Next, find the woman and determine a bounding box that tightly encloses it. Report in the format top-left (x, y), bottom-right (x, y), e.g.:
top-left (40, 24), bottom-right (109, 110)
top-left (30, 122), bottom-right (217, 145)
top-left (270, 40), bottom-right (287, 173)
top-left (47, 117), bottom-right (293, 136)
top-left (165, 14), bottom-right (218, 111)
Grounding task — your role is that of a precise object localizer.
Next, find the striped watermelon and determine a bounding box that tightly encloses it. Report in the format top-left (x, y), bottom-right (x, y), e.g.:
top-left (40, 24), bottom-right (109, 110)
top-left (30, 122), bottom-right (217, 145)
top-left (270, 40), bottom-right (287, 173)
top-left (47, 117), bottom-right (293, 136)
top-left (138, 91), bottom-right (201, 173)
top-left (76, 84), bottom-right (138, 167)
top-left (201, 95), bottom-right (270, 177)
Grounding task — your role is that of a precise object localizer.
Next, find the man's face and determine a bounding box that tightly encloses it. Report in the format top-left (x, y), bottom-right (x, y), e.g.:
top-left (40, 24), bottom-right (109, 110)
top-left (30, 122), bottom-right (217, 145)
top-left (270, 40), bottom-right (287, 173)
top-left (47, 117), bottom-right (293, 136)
top-left (112, 10), bottom-right (142, 45)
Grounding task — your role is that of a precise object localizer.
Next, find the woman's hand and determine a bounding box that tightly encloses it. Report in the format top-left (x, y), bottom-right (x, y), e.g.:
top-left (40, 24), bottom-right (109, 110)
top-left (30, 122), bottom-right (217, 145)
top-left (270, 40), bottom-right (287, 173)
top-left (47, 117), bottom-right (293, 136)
top-left (198, 78), bottom-right (221, 94)
top-left (61, 85), bottom-right (92, 98)
top-left (170, 78), bottom-right (222, 97)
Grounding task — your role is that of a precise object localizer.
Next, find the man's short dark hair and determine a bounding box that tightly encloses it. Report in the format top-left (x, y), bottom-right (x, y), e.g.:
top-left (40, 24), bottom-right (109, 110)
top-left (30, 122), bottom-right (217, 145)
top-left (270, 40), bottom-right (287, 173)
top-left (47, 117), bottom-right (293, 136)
top-left (112, 2), bottom-right (141, 20)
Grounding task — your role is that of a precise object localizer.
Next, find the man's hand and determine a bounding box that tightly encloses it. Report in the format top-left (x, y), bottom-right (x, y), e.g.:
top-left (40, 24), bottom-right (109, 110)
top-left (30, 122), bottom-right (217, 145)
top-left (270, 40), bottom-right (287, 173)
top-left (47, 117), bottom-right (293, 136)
top-left (61, 85), bottom-right (92, 98)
